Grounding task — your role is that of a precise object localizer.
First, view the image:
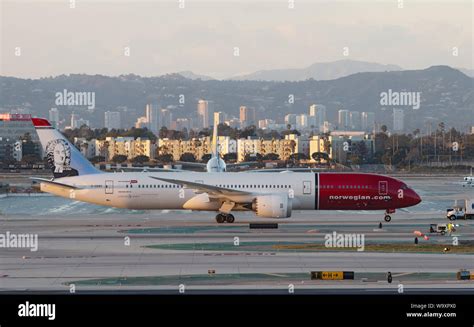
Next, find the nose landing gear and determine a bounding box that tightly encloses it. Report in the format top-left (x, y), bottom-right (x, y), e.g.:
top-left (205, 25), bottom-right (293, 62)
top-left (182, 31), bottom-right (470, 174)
top-left (384, 209), bottom-right (395, 222)
top-left (215, 213), bottom-right (235, 224)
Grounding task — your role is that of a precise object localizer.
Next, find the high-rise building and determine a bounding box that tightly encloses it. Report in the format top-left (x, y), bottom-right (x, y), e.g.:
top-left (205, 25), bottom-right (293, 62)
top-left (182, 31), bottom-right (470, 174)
top-left (361, 112), bottom-right (375, 132)
top-left (197, 100), bottom-right (211, 129)
top-left (104, 111), bottom-right (121, 130)
top-left (309, 104), bottom-right (326, 130)
top-left (296, 114), bottom-right (308, 129)
top-left (145, 104), bottom-right (159, 133)
top-left (239, 106), bottom-right (256, 127)
top-left (338, 109), bottom-right (350, 130)
top-left (49, 108), bottom-right (59, 128)
top-left (115, 106), bottom-right (134, 128)
top-left (159, 109), bottom-right (172, 129)
top-left (349, 111), bottom-right (361, 130)
top-left (214, 111), bottom-right (226, 126)
top-left (309, 104), bottom-right (317, 117)
top-left (70, 113), bottom-right (78, 129)
top-left (393, 109), bottom-right (404, 132)
top-left (69, 113), bottom-right (88, 129)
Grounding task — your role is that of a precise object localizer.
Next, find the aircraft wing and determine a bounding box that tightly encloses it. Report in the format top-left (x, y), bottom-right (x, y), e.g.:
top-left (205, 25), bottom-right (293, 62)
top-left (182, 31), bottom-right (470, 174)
top-left (149, 176), bottom-right (251, 196)
top-left (117, 167), bottom-right (185, 172)
top-left (224, 162), bottom-right (262, 171)
top-left (30, 177), bottom-right (81, 190)
top-left (175, 161), bottom-right (207, 168)
top-left (226, 162), bottom-right (261, 167)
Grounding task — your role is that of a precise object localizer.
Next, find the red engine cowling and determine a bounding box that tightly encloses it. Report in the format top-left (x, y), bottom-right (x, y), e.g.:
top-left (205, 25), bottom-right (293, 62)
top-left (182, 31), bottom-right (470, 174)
top-left (252, 194), bottom-right (292, 218)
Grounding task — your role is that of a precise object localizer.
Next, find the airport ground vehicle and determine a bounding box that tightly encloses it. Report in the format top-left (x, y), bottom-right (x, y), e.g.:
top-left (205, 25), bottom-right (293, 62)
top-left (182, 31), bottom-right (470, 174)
top-left (429, 223), bottom-right (453, 235)
top-left (446, 199), bottom-right (474, 220)
top-left (462, 169), bottom-right (473, 187)
top-left (429, 224), bottom-right (447, 235)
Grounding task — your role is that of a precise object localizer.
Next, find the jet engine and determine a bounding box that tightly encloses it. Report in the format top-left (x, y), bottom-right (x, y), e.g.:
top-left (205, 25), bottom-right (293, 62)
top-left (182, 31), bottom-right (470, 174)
top-left (252, 194), bottom-right (292, 218)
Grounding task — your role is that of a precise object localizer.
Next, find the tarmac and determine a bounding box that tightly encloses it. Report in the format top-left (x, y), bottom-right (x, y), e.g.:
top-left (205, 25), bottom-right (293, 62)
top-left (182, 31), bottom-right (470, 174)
top-left (0, 175), bottom-right (473, 294)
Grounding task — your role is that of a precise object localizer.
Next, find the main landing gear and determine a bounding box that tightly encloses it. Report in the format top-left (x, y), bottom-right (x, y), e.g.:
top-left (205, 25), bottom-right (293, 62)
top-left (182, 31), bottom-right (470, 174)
top-left (215, 213), bottom-right (235, 224)
top-left (384, 209), bottom-right (395, 222)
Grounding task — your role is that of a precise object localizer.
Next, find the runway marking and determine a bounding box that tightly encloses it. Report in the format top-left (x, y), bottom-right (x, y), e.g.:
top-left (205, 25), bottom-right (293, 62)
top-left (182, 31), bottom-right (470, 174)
top-left (393, 272), bottom-right (415, 278)
top-left (264, 273), bottom-right (288, 278)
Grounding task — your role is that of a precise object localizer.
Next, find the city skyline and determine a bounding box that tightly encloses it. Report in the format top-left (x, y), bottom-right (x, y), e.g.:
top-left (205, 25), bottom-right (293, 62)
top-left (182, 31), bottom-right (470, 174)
top-left (56, 100), bottom-right (383, 134)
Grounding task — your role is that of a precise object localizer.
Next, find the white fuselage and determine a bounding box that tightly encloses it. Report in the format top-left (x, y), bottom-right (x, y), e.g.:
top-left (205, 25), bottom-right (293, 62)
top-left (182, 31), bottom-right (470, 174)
top-left (41, 171), bottom-right (313, 210)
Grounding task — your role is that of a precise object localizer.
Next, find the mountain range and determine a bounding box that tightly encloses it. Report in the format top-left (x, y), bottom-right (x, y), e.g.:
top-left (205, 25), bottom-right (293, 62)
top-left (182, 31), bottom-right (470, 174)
top-left (228, 60), bottom-right (403, 81)
top-left (0, 65), bottom-right (472, 133)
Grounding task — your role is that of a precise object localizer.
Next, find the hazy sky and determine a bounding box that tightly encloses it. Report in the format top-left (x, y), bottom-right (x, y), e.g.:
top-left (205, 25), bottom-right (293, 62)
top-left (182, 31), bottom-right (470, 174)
top-left (1, 0), bottom-right (472, 78)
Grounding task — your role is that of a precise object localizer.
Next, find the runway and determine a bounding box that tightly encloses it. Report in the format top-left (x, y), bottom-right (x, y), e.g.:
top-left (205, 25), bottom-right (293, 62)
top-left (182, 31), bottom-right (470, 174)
top-left (0, 175), bottom-right (473, 293)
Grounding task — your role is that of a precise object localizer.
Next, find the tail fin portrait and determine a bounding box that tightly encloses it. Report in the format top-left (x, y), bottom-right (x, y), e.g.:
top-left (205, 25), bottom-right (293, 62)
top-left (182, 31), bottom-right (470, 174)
top-left (32, 118), bottom-right (100, 178)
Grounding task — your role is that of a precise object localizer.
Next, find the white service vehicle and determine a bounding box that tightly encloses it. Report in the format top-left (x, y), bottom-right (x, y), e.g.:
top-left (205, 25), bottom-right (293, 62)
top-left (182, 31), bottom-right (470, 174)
top-left (462, 168), bottom-right (473, 187)
top-left (446, 199), bottom-right (474, 220)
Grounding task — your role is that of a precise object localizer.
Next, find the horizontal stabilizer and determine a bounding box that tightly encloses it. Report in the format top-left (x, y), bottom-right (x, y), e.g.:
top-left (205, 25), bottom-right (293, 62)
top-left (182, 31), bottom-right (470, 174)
top-left (30, 177), bottom-right (80, 190)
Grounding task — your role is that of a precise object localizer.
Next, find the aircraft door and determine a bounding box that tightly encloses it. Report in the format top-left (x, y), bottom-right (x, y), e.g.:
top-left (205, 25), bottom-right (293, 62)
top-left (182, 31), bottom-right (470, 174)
top-left (105, 180), bottom-right (114, 194)
top-left (303, 181), bottom-right (312, 194)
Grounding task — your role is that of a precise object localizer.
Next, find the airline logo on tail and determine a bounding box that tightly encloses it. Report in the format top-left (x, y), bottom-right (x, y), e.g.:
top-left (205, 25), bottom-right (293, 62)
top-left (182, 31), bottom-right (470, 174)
top-left (44, 139), bottom-right (79, 178)
top-left (32, 118), bottom-right (100, 178)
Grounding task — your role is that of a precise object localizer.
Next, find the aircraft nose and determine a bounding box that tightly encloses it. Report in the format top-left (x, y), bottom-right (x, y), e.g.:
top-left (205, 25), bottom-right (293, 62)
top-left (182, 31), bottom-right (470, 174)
top-left (410, 189), bottom-right (422, 205)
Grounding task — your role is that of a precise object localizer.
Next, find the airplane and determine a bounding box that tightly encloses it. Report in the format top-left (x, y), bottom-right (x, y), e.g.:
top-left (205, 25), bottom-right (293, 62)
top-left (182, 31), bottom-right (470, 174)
top-left (131, 114), bottom-right (257, 173)
top-left (462, 168), bottom-right (473, 187)
top-left (31, 118), bottom-right (421, 224)
top-left (176, 116), bottom-right (227, 172)
top-left (175, 114), bottom-right (260, 172)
